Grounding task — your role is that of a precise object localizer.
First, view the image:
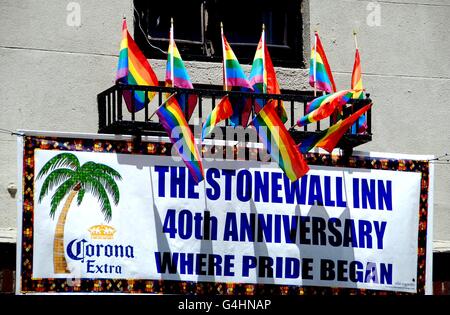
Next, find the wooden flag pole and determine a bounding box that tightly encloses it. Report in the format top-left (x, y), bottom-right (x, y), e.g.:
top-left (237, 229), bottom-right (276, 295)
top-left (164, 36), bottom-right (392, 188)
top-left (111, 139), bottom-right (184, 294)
top-left (147, 92), bottom-right (178, 121)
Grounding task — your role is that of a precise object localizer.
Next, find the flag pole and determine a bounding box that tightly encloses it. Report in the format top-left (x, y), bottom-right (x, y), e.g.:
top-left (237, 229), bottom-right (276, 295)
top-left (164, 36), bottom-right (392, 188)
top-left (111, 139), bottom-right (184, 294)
top-left (353, 29), bottom-right (359, 50)
top-left (147, 92), bottom-right (178, 121)
top-left (170, 17), bottom-right (175, 88)
top-left (313, 31), bottom-right (318, 97)
top-left (221, 22), bottom-right (228, 91)
top-left (262, 24), bottom-right (267, 94)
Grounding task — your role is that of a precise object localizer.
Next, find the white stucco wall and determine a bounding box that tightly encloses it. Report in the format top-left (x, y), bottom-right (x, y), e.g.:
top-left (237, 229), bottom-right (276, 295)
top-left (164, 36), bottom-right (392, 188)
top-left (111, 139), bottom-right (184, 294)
top-left (0, 0), bottom-right (448, 243)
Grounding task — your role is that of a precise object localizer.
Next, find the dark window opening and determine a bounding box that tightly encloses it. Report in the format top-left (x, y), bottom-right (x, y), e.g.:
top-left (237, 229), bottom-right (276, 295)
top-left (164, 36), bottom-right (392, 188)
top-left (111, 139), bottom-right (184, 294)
top-left (133, 0), bottom-right (304, 68)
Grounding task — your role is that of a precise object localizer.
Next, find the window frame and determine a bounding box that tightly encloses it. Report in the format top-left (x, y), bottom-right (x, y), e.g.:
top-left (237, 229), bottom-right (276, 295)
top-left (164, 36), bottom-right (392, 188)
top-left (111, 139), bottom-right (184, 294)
top-left (133, 0), bottom-right (304, 68)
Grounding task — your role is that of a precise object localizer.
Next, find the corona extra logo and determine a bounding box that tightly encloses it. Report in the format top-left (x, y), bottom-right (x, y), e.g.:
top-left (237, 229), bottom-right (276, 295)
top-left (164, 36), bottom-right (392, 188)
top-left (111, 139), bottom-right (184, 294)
top-left (88, 224), bottom-right (116, 240)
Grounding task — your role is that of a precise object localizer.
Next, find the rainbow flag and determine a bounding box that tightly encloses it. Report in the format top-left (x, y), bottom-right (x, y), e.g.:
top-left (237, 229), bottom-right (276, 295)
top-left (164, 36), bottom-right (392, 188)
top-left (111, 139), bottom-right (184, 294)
top-left (222, 31), bottom-right (253, 127)
top-left (166, 22), bottom-right (197, 121)
top-left (156, 96), bottom-right (204, 183)
top-left (116, 19), bottom-right (159, 112)
top-left (299, 103), bottom-right (372, 153)
top-left (306, 89), bottom-right (355, 114)
top-left (202, 95), bottom-right (233, 140)
top-left (249, 27), bottom-right (287, 122)
top-left (309, 32), bottom-right (336, 93)
top-left (297, 90), bottom-right (354, 127)
top-left (251, 100), bottom-right (309, 181)
top-left (350, 48), bottom-right (367, 134)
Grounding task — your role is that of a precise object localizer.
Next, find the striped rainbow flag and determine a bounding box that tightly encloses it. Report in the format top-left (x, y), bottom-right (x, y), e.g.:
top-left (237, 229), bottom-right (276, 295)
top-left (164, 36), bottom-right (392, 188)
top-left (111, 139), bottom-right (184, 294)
top-left (252, 100), bottom-right (309, 181)
top-left (309, 32), bottom-right (336, 94)
top-left (350, 48), bottom-right (367, 134)
top-left (306, 89), bottom-right (355, 114)
top-left (156, 96), bottom-right (204, 183)
top-left (202, 95), bottom-right (233, 140)
top-left (249, 26), bottom-right (287, 123)
top-left (116, 19), bottom-right (159, 112)
top-left (165, 21), bottom-right (197, 121)
top-left (297, 89), bottom-right (354, 127)
top-left (221, 30), bottom-right (253, 127)
top-left (299, 103), bottom-right (372, 153)
top-left (351, 49), bottom-right (364, 99)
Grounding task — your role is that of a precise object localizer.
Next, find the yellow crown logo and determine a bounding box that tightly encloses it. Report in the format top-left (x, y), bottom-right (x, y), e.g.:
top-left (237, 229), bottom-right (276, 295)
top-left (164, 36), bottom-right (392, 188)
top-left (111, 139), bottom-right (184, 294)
top-left (88, 224), bottom-right (116, 240)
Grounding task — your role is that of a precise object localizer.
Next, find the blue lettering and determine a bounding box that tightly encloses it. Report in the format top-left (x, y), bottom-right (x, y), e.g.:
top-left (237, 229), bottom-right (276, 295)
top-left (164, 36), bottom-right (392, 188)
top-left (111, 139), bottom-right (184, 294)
top-left (170, 166), bottom-right (185, 198)
top-left (236, 169), bottom-right (251, 202)
top-left (349, 260), bottom-right (364, 282)
top-left (154, 166), bottom-right (169, 197)
top-left (66, 238), bottom-right (87, 262)
top-left (194, 212), bottom-right (203, 240)
top-left (254, 171), bottom-right (269, 202)
top-left (85, 244), bottom-right (95, 257)
top-left (87, 260), bottom-right (96, 273)
top-left (378, 180), bottom-right (392, 210)
top-left (162, 209), bottom-right (177, 238)
top-left (361, 179), bottom-right (376, 209)
top-left (125, 245), bottom-right (134, 258)
top-left (178, 210), bottom-right (193, 240)
top-left (240, 213), bottom-right (255, 242)
top-left (155, 252), bottom-right (179, 274)
top-left (312, 217), bottom-right (326, 246)
top-left (374, 221), bottom-right (387, 249)
top-left (222, 169), bottom-right (236, 201)
top-left (327, 218), bottom-right (342, 247)
top-left (336, 177), bottom-right (347, 207)
top-left (271, 173), bottom-right (283, 203)
top-left (275, 256), bottom-right (283, 278)
top-left (179, 253), bottom-right (194, 274)
top-left (284, 174), bottom-right (307, 204)
top-left (274, 215), bottom-right (282, 243)
top-left (353, 178), bottom-right (360, 208)
top-left (104, 245), bottom-right (112, 257)
top-left (187, 173), bottom-right (199, 199)
top-left (223, 213), bottom-right (238, 241)
top-left (206, 168), bottom-right (220, 200)
top-left (283, 215), bottom-right (298, 244)
top-left (308, 175), bottom-right (324, 205)
top-left (257, 214), bottom-right (272, 242)
top-left (365, 262), bottom-right (379, 283)
top-left (299, 216), bottom-right (311, 245)
top-left (358, 220), bottom-right (373, 248)
top-left (380, 263), bottom-right (393, 285)
top-left (285, 258), bottom-right (300, 279)
top-left (196, 254), bottom-right (207, 275)
top-left (242, 256), bottom-right (257, 277)
top-left (224, 255), bottom-right (235, 276)
top-left (343, 219), bottom-right (358, 248)
top-left (324, 176), bottom-right (335, 207)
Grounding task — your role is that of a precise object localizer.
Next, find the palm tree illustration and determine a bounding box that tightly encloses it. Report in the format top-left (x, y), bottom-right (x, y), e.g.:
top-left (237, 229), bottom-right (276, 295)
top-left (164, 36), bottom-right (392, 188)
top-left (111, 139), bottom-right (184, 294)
top-left (37, 153), bottom-right (122, 274)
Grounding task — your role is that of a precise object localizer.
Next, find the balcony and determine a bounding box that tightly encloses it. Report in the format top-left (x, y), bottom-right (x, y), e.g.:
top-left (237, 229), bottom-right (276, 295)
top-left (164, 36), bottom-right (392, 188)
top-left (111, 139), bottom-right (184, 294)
top-left (97, 83), bottom-right (372, 155)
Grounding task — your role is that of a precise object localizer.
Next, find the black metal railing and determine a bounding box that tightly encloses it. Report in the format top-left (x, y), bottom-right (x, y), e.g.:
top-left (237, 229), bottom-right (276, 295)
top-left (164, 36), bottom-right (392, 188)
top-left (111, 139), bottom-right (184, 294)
top-left (97, 83), bottom-right (372, 153)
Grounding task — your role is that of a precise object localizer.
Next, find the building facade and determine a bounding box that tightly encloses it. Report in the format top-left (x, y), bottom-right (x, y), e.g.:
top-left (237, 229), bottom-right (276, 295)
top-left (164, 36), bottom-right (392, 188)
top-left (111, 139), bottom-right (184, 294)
top-left (0, 0), bottom-right (449, 293)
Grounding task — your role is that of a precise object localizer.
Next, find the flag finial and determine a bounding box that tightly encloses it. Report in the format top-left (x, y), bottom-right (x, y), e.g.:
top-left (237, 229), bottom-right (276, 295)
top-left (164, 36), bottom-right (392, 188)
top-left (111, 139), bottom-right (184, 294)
top-left (353, 30), bottom-right (359, 50)
top-left (171, 17), bottom-right (174, 26)
top-left (122, 14), bottom-right (126, 20)
top-left (262, 23), bottom-right (265, 31)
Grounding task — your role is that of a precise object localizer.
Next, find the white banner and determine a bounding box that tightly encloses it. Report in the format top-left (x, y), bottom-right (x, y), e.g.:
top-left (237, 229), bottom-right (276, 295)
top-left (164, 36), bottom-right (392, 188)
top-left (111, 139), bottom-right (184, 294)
top-left (32, 149), bottom-right (421, 293)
